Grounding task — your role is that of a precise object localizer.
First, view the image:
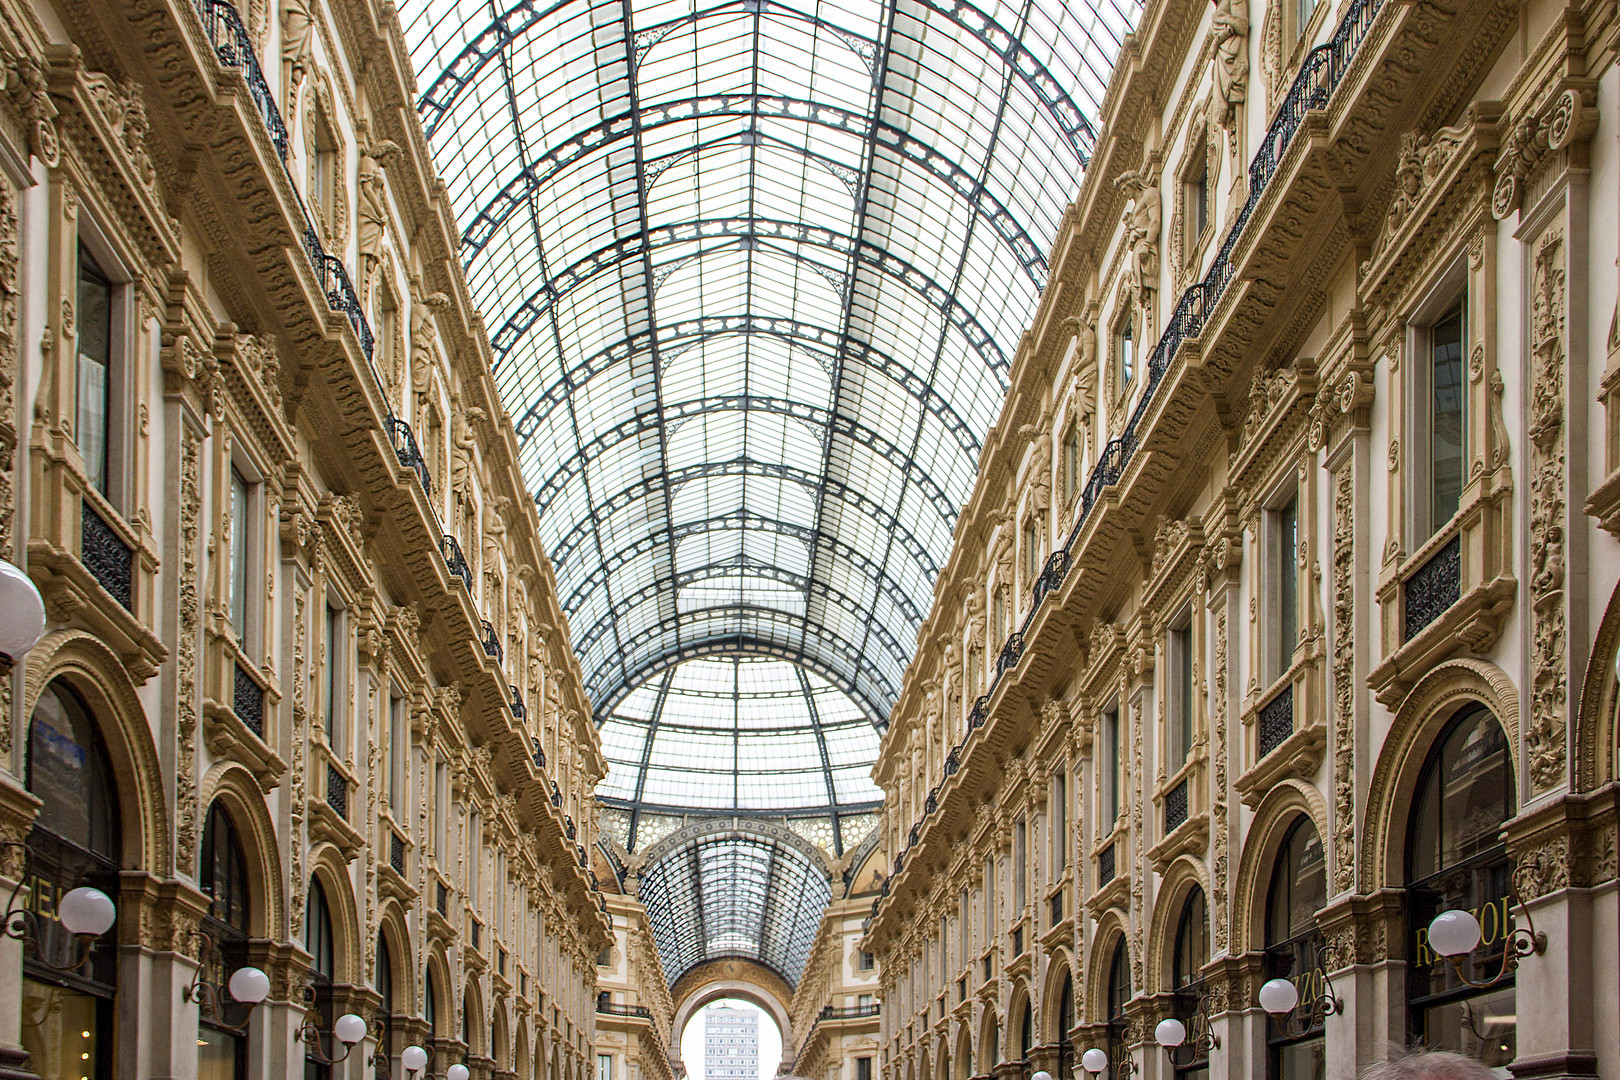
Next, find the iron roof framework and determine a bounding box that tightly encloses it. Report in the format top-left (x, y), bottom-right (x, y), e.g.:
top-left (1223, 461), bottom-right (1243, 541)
top-left (402, 0), bottom-right (1135, 726)
top-left (636, 826), bottom-right (833, 987)
top-left (401, 0), bottom-right (1134, 983)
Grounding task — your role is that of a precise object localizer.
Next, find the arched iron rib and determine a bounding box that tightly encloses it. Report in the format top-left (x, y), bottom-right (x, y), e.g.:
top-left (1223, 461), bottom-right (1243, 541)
top-left (487, 216), bottom-right (1008, 381)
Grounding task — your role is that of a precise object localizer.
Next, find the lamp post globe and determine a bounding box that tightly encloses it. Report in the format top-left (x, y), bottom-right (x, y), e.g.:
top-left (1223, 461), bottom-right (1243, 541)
top-left (1081, 1048), bottom-right (1109, 1074)
top-left (1258, 978), bottom-right (1300, 1016)
top-left (1155, 1018), bottom-right (1187, 1047)
top-left (447, 1064), bottom-right (471, 1080)
top-left (1427, 908), bottom-right (1483, 958)
top-left (333, 1013), bottom-right (368, 1045)
top-left (57, 886), bottom-right (116, 937)
top-left (0, 559), bottom-right (44, 668)
top-left (227, 965), bottom-right (271, 1005)
top-left (401, 1046), bottom-right (429, 1073)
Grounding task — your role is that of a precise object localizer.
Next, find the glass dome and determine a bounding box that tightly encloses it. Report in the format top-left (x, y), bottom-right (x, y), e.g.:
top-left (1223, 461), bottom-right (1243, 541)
top-left (597, 656), bottom-right (882, 825)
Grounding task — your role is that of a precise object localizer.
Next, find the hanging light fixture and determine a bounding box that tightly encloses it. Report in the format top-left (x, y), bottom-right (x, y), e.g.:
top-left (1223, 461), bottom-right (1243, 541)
top-left (447, 1064), bottom-right (471, 1080)
top-left (181, 931), bottom-right (271, 1032)
top-left (1, 842), bottom-right (117, 972)
top-left (1154, 1002), bottom-right (1219, 1068)
top-left (0, 558), bottom-right (45, 674)
top-left (1078, 1047), bottom-right (1136, 1078)
top-left (1258, 948), bottom-right (1341, 1040)
top-left (1426, 891), bottom-right (1546, 990)
top-left (298, 1007), bottom-right (370, 1065)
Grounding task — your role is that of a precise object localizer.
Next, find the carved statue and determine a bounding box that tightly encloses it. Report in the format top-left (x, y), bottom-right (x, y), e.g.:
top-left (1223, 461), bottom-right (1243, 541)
top-left (1118, 170), bottom-right (1161, 312)
top-left (281, 0), bottom-right (314, 92)
top-left (411, 290), bottom-right (450, 399)
top-left (1210, 0), bottom-right (1249, 135)
top-left (452, 404), bottom-right (487, 496)
top-left (357, 140), bottom-right (399, 272)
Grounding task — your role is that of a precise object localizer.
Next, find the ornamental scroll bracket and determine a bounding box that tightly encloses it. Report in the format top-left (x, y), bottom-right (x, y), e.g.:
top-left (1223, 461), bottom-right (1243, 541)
top-left (1492, 84), bottom-right (1598, 220)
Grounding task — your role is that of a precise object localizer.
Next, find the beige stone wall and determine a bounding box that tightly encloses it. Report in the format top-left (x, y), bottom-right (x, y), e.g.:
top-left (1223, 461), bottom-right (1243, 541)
top-left (596, 894), bottom-right (676, 1080)
top-left (791, 898), bottom-right (882, 1080)
top-left (866, 0), bottom-right (1620, 1076)
top-left (0, 0), bottom-right (616, 1076)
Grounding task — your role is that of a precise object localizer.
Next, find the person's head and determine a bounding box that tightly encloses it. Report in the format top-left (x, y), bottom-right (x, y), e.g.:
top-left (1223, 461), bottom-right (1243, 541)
top-left (1359, 1050), bottom-right (1497, 1080)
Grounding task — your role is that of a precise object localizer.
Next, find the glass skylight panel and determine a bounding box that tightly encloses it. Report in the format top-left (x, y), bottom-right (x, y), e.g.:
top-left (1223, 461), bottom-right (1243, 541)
top-left (401, 0), bottom-right (1135, 833)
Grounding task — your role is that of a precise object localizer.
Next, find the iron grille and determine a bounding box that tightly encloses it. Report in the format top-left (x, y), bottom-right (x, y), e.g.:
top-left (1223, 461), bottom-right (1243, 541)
top-left (480, 620), bottom-right (502, 662)
top-left (440, 535), bottom-right (472, 591)
top-left (1164, 778), bottom-right (1189, 835)
top-left (944, 748), bottom-right (959, 776)
top-left (997, 632), bottom-right (1024, 674)
top-left (1050, 891), bottom-right (1063, 927)
top-left (390, 830), bottom-right (406, 874)
top-left (81, 501), bottom-right (133, 609)
top-left (969, 697), bottom-right (989, 729)
top-left (388, 417), bottom-right (432, 498)
top-left (325, 763), bottom-right (347, 819)
top-left (436, 881), bottom-right (449, 915)
top-left (1258, 683), bottom-right (1295, 758)
top-left (1403, 534), bottom-right (1461, 642)
top-left (509, 686), bottom-right (526, 719)
top-left (1099, 842), bottom-right (1116, 886)
top-left (924, 789), bottom-right (937, 815)
top-left (532, 738), bottom-right (546, 770)
top-left (233, 661), bottom-right (265, 736)
top-left (550, 781), bottom-right (562, 807)
top-left (1032, 550), bottom-right (1070, 607)
top-left (565, 816), bottom-right (577, 840)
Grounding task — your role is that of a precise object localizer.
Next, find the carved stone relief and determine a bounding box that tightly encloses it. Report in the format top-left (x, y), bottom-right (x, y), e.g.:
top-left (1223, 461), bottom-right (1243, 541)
top-left (1526, 227), bottom-right (1567, 792)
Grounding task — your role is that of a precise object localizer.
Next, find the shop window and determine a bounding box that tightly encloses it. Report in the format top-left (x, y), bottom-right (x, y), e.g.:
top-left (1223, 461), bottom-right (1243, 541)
top-left (1263, 817), bottom-right (1327, 1080)
top-left (1406, 706), bottom-right (1516, 1066)
top-left (305, 879), bottom-right (336, 1080)
top-left (375, 937), bottom-right (395, 1080)
top-left (1171, 887), bottom-right (1211, 1078)
top-left (199, 802), bottom-right (251, 1080)
top-left (1105, 938), bottom-right (1132, 1079)
top-left (22, 681), bottom-right (121, 1080)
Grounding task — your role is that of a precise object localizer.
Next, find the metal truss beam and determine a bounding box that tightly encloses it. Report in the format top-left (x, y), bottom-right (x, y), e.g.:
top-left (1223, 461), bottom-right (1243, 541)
top-left (545, 457), bottom-right (940, 587)
top-left (624, 667), bottom-right (675, 853)
top-left (794, 667), bottom-right (844, 857)
top-left (570, 557), bottom-right (912, 683)
top-left (511, 314), bottom-right (981, 460)
top-left (418, 0), bottom-right (1096, 161)
top-left (598, 794), bottom-right (883, 819)
top-left (457, 96), bottom-right (1047, 283)
top-left (489, 216), bottom-right (1009, 382)
top-left (585, 623), bottom-right (896, 727)
top-left (558, 510), bottom-right (926, 630)
top-left (527, 392), bottom-right (958, 525)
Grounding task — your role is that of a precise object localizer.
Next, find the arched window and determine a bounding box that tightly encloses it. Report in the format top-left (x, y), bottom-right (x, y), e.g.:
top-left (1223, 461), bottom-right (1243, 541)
top-left (1018, 996), bottom-right (1033, 1062)
top-left (1105, 938), bottom-right (1131, 1079)
top-left (1263, 817), bottom-right (1326, 1080)
top-left (1055, 973), bottom-right (1074, 1080)
top-left (1406, 706), bottom-right (1516, 1066)
top-left (22, 680), bottom-right (121, 1080)
top-left (199, 802), bottom-right (252, 1080)
top-left (306, 880), bottom-right (337, 1080)
top-left (376, 936), bottom-right (395, 1079)
top-left (1170, 886), bottom-right (1210, 1078)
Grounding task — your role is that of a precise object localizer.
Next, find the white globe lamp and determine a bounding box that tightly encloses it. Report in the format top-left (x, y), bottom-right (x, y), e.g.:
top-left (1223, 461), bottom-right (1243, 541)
top-left (1258, 978), bottom-right (1299, 1016)
top-left (401, 1045), bottom-right (429, 1073)
top-left (227, 965), bottom-right (271, 1005)
top-left (0, 559), bottom-right (45, 667)
top-left (1155, 1018), bottom-right (1187, 1047)
top-left (1427, 909), bottom-right (1483, 958)
top-left (1080, 1048), bottom-right (1109, 1075)
top-left (448, 1065), bottom-right (471, 1080)
top-left (333, 1013), bottom-right (368, 1045)
top-left (57, 886), bottom-right (116, 937)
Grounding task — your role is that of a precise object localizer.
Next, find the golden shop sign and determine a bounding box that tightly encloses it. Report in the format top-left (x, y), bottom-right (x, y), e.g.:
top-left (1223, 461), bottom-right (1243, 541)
top-left (1412, 895), bottom-right (1514, 967)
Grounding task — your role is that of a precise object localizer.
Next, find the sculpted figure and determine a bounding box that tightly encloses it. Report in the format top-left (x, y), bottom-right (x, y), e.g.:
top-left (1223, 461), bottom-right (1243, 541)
top-left (281, 0), bottom-right (314, 88)
top-left (357, 141), bottom-right (398, 270)
top-left (1119, 170), bottom-right (1162, 308)
top-left (1210, 0), bottom-right (1249, 133)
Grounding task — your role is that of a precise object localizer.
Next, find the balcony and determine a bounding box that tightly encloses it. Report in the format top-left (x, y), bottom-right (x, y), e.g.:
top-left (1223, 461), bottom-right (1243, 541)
top-left (480, 620), bottom-right (502, 663)
top-left (440, 535), bottom-right (473, 591)
top-left (81, 500), bottom-right (133, 610)
top-left (233, 661), bottom-right (265, 737)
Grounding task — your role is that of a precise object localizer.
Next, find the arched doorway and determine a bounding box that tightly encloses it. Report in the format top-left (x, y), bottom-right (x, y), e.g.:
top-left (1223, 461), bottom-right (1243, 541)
top-left (198, 800), bottom-right (253, 1079)
top-left (1262, 817), bottom-right (1326, 1080)
top-left (19, 680), bottom-right (122, 1080)
top-left (1404, 706), bottom-right (1516, 1066)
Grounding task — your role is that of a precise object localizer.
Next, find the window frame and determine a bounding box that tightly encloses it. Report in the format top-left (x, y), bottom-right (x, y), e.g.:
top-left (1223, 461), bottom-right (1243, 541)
top-left (1265, 488), bottom-right (1300, 688)
top-left (1112, 307), bottom-right (1136, 401)
top-left (1168, 615), bottom-right (1195, 773)
top-left (1408, 274), bottom-right (1469, 543)
top-left (73, 231), bottom-right (134, 513)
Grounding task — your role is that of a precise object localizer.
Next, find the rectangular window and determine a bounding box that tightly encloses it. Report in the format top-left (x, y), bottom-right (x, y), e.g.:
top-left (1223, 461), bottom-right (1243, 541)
top-left (378, 291), bottom-right (401, 394)
top-left (597, 1054), bottom-right (613, 1080)
top-left (1103, 707), bottom-right (1121, 827)
top-left (1013, 816), bottom-right (1027, 909)
top-left (1272, 496), bottom-right (1299, 683)
top-left (229, 469), bottom-right (251, 641)
top-left (310, 112), bottom-right (340, 238)
top-left (983, 856), bottom-right (995, 939)
top-left (993, 587), bottom-right (1007, 644)
top-left (856, 1059), bottom-right (872, 1080)
top-left (434, 758), bottom-right (448, 860)
top-left (388, 695), bottom-right (405, 817)
top-left (857, 950), bottom-right (874, 971)
top-left (468, 810), bottom-right (481, 895)
top-left (1051, 770), bottom-right (1067, 873)
top-left (1171, 624), bottom-right (1193, 769)
top-left (1427, 299), bottom-right (1466, 535)
top-left (77, 244), bottom-right (113, 497)
top-left (1193, 159), bottom-right (1209, 239)
top-left (1062, 425), bottom-right (1079, 504)
top-left (1023, 517), bottom-right (1039, 584)
top-left (324, 605), bottom-right (342, 747)
top-left (1116, 313), bottom-right (1135, 391)
top-left (1297, 0), bottom-right (1317, 32)
top-left (857, 993), bottom-right (873, 1009)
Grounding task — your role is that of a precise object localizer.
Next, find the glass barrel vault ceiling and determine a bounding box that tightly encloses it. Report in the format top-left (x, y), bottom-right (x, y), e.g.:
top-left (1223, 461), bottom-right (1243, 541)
top-left (400, 0), bottom-right (1139, 741)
